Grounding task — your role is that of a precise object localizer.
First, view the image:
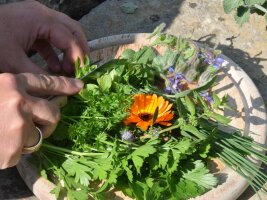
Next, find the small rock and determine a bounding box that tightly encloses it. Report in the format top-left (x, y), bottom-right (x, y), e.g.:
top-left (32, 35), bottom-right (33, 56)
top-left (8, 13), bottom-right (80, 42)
top-left (218, 17), bottom-right (225, 21)
top-left (150, 14), bottom-right (160, 22)
top-left (120, 2), bottom-right (138, 14)
top-left (189, 2), bottom-right (197, 8)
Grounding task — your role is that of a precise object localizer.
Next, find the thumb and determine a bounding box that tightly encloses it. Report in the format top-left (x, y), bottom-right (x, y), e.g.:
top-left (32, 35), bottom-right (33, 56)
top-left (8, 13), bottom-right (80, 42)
top-left (16, 73), bottom-right (84, 96)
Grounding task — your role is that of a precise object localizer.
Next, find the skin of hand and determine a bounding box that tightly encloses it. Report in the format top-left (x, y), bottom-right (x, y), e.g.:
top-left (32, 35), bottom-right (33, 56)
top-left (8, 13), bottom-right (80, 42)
top-left (0, 73), bottom-right (84, 169)
top-left (0, 0), bottom-right (89, 75)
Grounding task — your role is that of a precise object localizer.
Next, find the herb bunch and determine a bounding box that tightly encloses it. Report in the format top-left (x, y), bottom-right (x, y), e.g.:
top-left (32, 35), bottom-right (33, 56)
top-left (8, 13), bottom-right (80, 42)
top-left (34, 26), bottom-right (267, 200)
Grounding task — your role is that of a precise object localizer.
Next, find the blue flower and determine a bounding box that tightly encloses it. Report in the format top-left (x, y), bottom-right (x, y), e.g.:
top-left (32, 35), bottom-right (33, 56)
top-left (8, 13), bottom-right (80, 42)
top-left (176, 73), bottom-right (184, 80)
top-left (165, 72), bottom-right (187, 94)
top-left (199, 52), bottom-right (223, 69)
top-left (121, 130), bottom-right (135, 142)
top-left (169, 77), bottom-right (175, 84)
top-left (165, 86), bottom-right (172, 94)
top-left (167, 66), bottom-right (175, 73)
top-left (200, 92), bottom-right (213, 104)
top-left (213, 57), bottom-right (224, 68)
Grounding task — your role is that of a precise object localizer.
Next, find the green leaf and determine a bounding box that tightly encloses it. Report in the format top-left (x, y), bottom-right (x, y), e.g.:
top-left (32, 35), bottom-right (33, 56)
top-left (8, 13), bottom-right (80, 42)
top-left (82, 59), bottom-right (127, 83)
top-left (223, 0), bottom-right (244, 14)
top-left (182, 124), bottom-right (206, 140)
top-left (183, 160), bottom-right (218, 189)
top-left (208, 112), bottom-right (231, 124)
top-left (120, 2), bottom-right (138, 14)
top-left (167, 151), bottom-right (179, 174)
top-left (107, 167), bottom-right (121, 184)
top-left (235, 7), bottom-right (250, 26)
top-left (212, 93), bottom-right (220, 109)
top-left (97, 74), bottom-right (112, 91)
top-left (175, 178), bottom-right (205, 199)
top-left (133, 46), bottom-right (156, 64)
top-left (132, 155), bottom-right (145, 175)
top-left (146, 177), bottom-right (154, 188)
top-left (121, 49), bottom-right (136, 59)
top-left (159, 150), bottom-right (169, 169)
top-left (199, 143), bottom-right (211, 158)
top-left (244, 0), bottom-right (265, 6)
top-left (175, 138), bottom-right (192, 154)
top-left (62, 159), bottom-right (92, 186)
top-left (83, 55), bottom-right (90, 67)
top-left (176, 98), bottom-right (187, 117)
top-left (40, 169), bottom-right (48, 179)
top-left (147, 23), bottom-right (166, 39)
top-left (93, 165), bottom-right (108, 180)
top-left (183, 47), bottom-right (195, 59)
top-left (129, 181), bottom-right (147, 200)
top-left (80, 84), bottom-right (99, 95)
top-left (185, 96), bottom-right (196, 115)
top-left (194, 91), bottom-right (209, 110)
top-left (75, 57), bottom-right (81, 68)
top-left (131, 144), bottom-right (156, 174)
top-left (50, 184), bottom-right (61, 199)
top-left (67, 189), bottom-right (88, 200)
top-left (122, 160), bottom-right (134, 182)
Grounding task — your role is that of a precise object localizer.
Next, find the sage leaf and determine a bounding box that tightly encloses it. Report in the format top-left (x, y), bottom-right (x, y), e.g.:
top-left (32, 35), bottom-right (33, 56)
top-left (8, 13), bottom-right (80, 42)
top-left (185, 96), bottom-right (196, 115)
top-left (120, 2), bottom-right (138, 14)
top-left (223, 0), bottom-right (244, 14)
top-left (235, 7), bottom-right (250, 26)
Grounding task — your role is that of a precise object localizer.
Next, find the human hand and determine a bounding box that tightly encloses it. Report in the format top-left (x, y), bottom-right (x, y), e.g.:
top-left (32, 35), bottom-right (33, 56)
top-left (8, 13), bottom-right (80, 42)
top-left (0, 0), bottom-right (89, 75)
top-left (0, 73), bottom-right (84, 169)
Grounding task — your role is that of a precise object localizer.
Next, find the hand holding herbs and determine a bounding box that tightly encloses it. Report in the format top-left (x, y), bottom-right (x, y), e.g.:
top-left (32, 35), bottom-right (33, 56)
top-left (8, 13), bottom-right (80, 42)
top-left (36, 29), bottom-right (267, 200)
top-left (0, 73), bottom-right (83, 169)
top-left (0, 1), bottom-right (89, 74)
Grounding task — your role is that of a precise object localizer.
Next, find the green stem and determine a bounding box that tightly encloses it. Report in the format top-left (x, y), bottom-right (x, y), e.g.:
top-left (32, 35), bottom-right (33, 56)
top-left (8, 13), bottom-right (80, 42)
top-left (62, 114), bottom-right (110, 120)
top-left (42, 143), bottom-right (103, 157)
top-left (158, 124), bottom-right (180, 134)
top-left (254, 4), bottom-right (267, 14)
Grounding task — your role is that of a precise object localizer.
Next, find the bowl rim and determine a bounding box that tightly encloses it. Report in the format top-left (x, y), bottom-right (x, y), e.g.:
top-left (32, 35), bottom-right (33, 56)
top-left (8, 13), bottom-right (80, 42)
top-left (17, 33), bottom-right (267, 200)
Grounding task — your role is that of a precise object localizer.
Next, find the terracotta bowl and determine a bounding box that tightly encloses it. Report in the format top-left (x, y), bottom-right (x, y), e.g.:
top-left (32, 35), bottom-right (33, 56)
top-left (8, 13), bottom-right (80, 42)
top-left (17, 33), bottom-right (267, 200)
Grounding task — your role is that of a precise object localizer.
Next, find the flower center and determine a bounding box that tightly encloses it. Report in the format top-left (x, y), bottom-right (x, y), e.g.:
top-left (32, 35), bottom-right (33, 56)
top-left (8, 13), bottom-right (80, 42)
top-left (138, 112), bottom-right (153, 121)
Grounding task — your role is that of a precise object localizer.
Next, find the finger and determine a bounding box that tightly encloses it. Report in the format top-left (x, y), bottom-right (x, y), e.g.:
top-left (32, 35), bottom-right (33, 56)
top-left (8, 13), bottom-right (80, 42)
top-left (41, 23), bottom-right (84, 74)
top-left (56, 12), bottom-right (90, 56)
top-left (17, 73), bottom-right (84, 96)
top-left (0, 111), bottom-right (35, 168)
top-left (27, 96), bottom-right (60, 138)
top-left (32, 39), bottom-right (61, 74)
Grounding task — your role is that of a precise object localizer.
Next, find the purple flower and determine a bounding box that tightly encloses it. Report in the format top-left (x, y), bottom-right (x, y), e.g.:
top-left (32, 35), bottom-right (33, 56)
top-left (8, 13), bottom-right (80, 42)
top-left (199, 52), bottom-right (223, 69)
top-left (200, 92), bottom-right (214, 104)
top-left (169, 77), bottom-right (175, 84)
top-left (213, 57), bottom-right (224, 68)
top-left (176, 73), bottom-right (184, 80)
top-left (165, 72), bottom-right (187, 94)
top-left (167, 67), bottom-right (175, 73)
top-left (121, 130), bottom-right (135, 142)
top-left (165, 86), bottom-right (172, 94)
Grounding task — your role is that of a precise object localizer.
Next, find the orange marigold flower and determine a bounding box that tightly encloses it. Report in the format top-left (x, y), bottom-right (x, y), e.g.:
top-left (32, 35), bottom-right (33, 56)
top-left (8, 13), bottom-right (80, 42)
top-left (124, 94), bottom-right (174, 130)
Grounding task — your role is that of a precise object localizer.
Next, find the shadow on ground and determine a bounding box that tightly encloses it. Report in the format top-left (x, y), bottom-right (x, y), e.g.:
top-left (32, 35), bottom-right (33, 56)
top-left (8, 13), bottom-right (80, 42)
top-left (0, 167), bottom-right (35, 199)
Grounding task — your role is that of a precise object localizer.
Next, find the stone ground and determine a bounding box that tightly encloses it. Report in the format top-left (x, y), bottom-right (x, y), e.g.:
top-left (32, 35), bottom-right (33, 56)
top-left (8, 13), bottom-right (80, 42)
top-left (1, 0), bottom-right (267, 199)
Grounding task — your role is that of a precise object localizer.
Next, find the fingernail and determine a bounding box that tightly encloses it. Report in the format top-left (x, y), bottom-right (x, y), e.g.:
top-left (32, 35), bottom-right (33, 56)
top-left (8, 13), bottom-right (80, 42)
top-left (70, 79), bottom-right (84, 89)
